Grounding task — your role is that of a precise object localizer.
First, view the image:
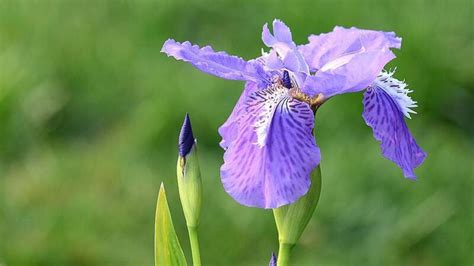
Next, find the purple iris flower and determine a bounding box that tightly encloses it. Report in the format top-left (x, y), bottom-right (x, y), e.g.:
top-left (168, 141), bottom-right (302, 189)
top-left (162, 19), bottom-right (426, 209)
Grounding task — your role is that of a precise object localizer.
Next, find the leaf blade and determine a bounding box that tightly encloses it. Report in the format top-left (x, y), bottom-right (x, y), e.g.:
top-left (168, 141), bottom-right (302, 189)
top-left (155, 183), bottom-right (187, 266)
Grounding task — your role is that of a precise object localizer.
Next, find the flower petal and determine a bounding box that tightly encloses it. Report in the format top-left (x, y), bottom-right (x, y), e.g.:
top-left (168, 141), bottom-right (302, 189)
top-left (261, 19), bottom-right (309, 77)
top-left (272, 19), bottom-right (293, 44)
top-left (302, 50), bottom-right (396, 97)
top-left (362, 86), bottom-right (426, 179)
top-left (161, 39), bottom-right (266, 82)
top-left (300, 26), bottom-right (401, 97)
top-left (221, 85), bottom-right (321, 208)
top-left (262, 19), bottom-right (295, 48)
top-left (218, 81), bottom-right (260, 149)
top-left (300, 26), bottom-right (401, 71)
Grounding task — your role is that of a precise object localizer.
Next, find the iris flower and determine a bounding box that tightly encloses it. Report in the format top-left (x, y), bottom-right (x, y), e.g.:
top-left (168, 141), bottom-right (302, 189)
top-left (162, 19), bottom-right (426, 209)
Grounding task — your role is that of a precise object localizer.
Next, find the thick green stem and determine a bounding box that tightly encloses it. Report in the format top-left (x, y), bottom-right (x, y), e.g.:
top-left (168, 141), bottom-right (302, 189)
top-left (277, 242), bottom-right (294, 266)
top-left (187, 226), bottom-right (201, 266)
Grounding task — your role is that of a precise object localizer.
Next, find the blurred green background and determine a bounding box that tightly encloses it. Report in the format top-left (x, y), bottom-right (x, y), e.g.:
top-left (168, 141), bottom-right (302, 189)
top-left (1, 0), bottom-right (473, 265)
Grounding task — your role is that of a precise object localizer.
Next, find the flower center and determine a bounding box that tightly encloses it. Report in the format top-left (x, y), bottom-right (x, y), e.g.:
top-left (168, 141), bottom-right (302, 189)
top-left (275, 71), bottom-right (325, 111)
top-left (289, 88), bottom-right (325, 110)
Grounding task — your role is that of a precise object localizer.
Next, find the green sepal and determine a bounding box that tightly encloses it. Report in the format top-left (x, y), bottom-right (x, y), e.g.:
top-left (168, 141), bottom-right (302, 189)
top-left (177, 145), bottom-right (202, 228)
top-left (273, 165), bottom-right (322, 245)
top-left (154, 183), bottom-right (187, 266)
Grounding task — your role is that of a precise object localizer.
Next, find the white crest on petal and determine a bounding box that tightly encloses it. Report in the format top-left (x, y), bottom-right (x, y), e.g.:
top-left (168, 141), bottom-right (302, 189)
top-left (251, 86), bottom-right (289, 148)
top-left (371, 69), bottom-right (418, 119)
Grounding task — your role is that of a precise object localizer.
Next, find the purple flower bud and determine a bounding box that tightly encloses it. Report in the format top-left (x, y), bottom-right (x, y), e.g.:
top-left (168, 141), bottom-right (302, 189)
top-left (178, 113), bottom-right (195, 157)
top-left (269, 252), bottom-right (277, 266)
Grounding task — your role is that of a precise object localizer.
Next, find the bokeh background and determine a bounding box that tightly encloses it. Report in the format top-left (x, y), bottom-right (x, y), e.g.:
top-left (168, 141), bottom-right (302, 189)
top-left (1, 0), bottom-right (473, 265)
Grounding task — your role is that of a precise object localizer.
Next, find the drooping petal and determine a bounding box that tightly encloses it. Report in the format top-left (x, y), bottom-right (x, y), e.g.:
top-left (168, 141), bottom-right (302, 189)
top-left (221, 85), bottom-right (321, 209)
top-left (218, 81), bottom-right (260, 149)
top-left (161, 39), bottom-right (266, 83)
top-left (300, 26), bottom-right (401, 97)
top-left (373, 70), bottom-right (418, 118)
top-left (362, 85), bottom-right (426, 179)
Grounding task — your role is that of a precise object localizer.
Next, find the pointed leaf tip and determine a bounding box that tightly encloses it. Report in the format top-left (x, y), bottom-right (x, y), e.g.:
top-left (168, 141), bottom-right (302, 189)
top-left (155, 184), bottom-right (187, 266)
top-left (179, 113), bottom-right (195, 157)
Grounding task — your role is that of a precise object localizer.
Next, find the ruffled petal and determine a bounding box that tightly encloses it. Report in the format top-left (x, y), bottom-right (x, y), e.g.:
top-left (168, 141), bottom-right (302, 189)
top-left (300, 26), bottom-right (401, 71)
top-left (362, 85), bottom-right (426, 179)
top-left (300, 27), bottom-right (401, 97)
top-left (161, 39), bottom-right (266, 83)
top-left (221, 85), bottom-right (321, 208)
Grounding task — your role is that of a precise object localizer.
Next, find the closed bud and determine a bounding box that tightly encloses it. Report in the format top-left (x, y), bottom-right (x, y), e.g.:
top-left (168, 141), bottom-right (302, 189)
top-left (269, 252), bottom-right (277, 266)
top-left (177, 113), bottom-right (202, 228)
top-left (273, 166), bottom-right (322, 245)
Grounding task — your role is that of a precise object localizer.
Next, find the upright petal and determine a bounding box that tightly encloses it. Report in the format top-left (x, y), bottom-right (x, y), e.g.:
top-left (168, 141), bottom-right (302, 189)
top-left (221, 85), bottom-right (321, 208)
top-left (262, 19), bottom-right (309, 78)
top-left (262, 19), bottom-right (295, 48)
top-left (161, 39), bottom-right (266, 83)
top-left (300, 27), bottom-right (401, 97)
top-left (362, 77), bottom-right (426, 179)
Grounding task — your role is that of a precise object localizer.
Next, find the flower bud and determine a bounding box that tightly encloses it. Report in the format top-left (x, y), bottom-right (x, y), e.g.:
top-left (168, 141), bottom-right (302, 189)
top-left (177, 113), bottom-right (202, 228)
top-left (269, 252), bottom-right (277, 266)
top-left (273, 166), bottom-right (322, 245)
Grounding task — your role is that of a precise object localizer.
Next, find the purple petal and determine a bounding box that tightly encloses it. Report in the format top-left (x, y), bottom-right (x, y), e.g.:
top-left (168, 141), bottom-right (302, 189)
top-left (261, 20), bottom-right (309, 77)
top-left (362, 87), bottom-right (426, 179)
top-left (300, 26), bottom-right (401, 71)
top-left (218, 81), bottom-right (260, 149)
top-left (272, 19), bottom-right (293, 44)
top-left (161, 39), bottom-right (265, 83)
top-left (302, 50), bottom-right (396, 97)
top-left (262, 19), bottom-right (295, 48)
top-left (300, 27), bottom-right (401, 97)
top-left (221, 86), bottom-right (321, 208)
top-left (265, 50), bottom-right (284, 70)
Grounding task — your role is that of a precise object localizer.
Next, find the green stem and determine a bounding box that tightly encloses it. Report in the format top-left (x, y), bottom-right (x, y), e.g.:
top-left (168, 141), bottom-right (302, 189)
top-left (187, 226), bottom-right (201, 266)
top-left (277, 242), bottom-right (294, 266)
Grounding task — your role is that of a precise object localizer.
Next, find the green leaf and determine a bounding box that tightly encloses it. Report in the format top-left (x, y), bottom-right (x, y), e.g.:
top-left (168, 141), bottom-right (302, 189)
top-left (155, 183), bottom-right (187, 266)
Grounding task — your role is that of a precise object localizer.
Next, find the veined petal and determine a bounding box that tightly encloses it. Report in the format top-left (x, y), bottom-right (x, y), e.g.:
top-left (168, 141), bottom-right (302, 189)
top-left (221, 85), bottom-right (321, 209)
top-left (372, 70), bottom-right (418, 118)
top-left (218, 81), bottom-right (260, 149)
top-left (362, 85), bottom-right (426, 179)
top-left (161, 39), bottom-right (265, 82)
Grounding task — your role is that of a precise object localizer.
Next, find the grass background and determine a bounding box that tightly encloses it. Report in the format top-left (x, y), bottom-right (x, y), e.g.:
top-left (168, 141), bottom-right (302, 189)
top-left (1, 0), bottom-right (473, 265)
